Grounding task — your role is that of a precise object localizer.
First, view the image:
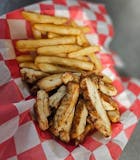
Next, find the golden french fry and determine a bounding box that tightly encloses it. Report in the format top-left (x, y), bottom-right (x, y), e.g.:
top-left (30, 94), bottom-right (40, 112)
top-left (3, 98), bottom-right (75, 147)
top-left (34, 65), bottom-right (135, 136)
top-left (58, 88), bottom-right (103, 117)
top-left (37, 44), bottom-right (81, 55)
top-left (34, 24), bottom-right (82, 35)
top-left (70, 21), bottom-right (78, 27)
top-left (48, 32), bottom-right (60, 39)
top-left (32, 26), bottom-right (42, 39)
top-left (37, 63), bottom-right (79, 73)
top-left (35, 56), bottom-right (94, 71)
top-left (16, 55), bottom-right (34, 62)
top-left (71, 21), bottom-right (89, 46)
top-left (70, 21), bottom-right (90, 33)
top-left (74, 56), bottom-right (89, 62)
top-left (22, 11), bottom-right (68, 24)
top-left (77, 34), bottom-right (89, 47)
top-left (16, 36), bottom-right (77, 49)
top-left (68, 45), bottom-right (100, 58)
top-left (19, 62), bottom-right (39, 70)
top-left (88, 53), bottom-right (102, 71)
top-left (81, 26), bottom-right (90, 33)
top-left (17, 48), bottom-right (36, 52)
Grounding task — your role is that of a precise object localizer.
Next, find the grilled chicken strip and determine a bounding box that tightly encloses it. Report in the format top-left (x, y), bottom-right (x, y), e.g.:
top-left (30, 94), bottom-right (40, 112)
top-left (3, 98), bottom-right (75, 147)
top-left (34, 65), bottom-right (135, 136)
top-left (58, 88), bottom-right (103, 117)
top-left (84, 73), bottom-right (117, 97)
top-left (61, 72), bottom-right (74, 84)
top-left (81, 77), bottom-right (111, 137)
top-left (37, 73), bottom-right (63, 92)
top-left (100, 92), bottom-right (120, 123)
top-left (74, 123), bottom-right (94, 145)
top-left (71, 99), bottom-right (88, 140)
top-left (99, 80), bottom-right (117, 96)
top-left (20, 68), bottom-right (47, 83)
top-left (61, 72), bottom-right (81, 84)
top-left (59, 108), bottom-right (75, 143)
top-left (34, 90), bottom-right (50, 131)
top-left (49, 85), bottom-right (66, 109)
top-left (50, 82), bottom-right (79, 142)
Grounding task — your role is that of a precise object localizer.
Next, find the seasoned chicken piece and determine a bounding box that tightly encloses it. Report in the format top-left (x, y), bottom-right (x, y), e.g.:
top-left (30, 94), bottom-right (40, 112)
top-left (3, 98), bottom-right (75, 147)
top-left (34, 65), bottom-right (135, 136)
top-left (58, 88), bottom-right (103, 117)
top-left (74, 123), bottom-right (94, 145)
top-left (71, 99), bottom-right (88, 140)
top-left (82, 73), bottom-right (116, 97)
top-left (59, 108), bottom-right (75, 143)
top-left (73, 73), bottom-right (81, 83)
top-left (61, 72), bottom-right (74, 84)
top-left (61, 72), bottom-right (81, 84)
top-left (50, 82), bottom-right (79, 141)
top-left (49, 85), bottom-right (66, 109)
top-left (37, 73), bottom-right (63, 92)
top-left (34, 90), bottom-right (50, 131)
top-left (107, 110), bottom-right (120, 123)
top-left (88, 110), bottom-right (110, 137)
top-left (99, 80), bottom-right (117, 96)
top-left (102, 75), bottom-right (112, 83)
top-left (100, 92), bottom-right (120, 123)
top-left (81, 77), bottom-right (111, 137)
top-left (20, 68), bottom-right (47, 83)
top-left (101, 98), bottom-right (116, 111)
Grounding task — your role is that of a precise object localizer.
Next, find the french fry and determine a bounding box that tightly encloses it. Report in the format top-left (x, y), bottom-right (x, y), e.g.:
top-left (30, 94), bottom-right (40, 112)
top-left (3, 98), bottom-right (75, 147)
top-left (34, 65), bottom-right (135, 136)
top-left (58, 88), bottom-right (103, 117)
top-left (37, 44), bottom-right (82, 55)
top-left (37, 63), bottom-right (79, 73)
top-left (16, 36), bottom-right (77, 49)
top-left (48, 32), bottom-right (60, 39)
top-left (38, 52), bottom-right (67, 58)
top-left (70, 21), bottom-right (90, 33)
top-left (16, 55), bottom-right (34, 63)
top-left (17, 48), bottom-right (36, 52)
top-left (81, 26), bottom-right (90, 33)
top-left (22, 11), bottom-right (68, 24)
top-left (88, 53), bottom-right (102, 71)
top-left (35, 56), bottom-right (94, 71)
top-left (73, 56), bottom-right (90, 62)
top-left (77, 34), bottom-right (89, 47)
top-left (68, 45), bottom-right (100, 58)
top-left (34, 24), bottom-right (82, 35)
top-left (19, 62), bottom-right (39, 70)
top-left (71, 21), bottom-right (89, 47)
top-left (32, 26), bottom-right (42, 39)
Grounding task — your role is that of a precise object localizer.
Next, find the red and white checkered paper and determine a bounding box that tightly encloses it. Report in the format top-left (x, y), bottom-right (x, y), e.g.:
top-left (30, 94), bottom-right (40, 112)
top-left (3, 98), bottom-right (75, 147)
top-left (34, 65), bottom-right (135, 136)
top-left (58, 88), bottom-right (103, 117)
top-left (0, 0), bottom-right (140, 160)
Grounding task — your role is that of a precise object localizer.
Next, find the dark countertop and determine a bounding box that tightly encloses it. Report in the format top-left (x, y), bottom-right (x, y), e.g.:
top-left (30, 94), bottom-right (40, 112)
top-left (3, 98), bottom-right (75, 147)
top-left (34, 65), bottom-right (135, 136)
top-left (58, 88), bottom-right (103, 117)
top-left (0, 0), bottom-right (140, 159)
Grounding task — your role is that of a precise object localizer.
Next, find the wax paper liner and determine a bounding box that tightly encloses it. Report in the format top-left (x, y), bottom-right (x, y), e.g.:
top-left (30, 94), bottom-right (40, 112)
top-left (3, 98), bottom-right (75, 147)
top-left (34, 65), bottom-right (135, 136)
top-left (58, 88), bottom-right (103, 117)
top-left (0, 0), bottom-right (140, 160)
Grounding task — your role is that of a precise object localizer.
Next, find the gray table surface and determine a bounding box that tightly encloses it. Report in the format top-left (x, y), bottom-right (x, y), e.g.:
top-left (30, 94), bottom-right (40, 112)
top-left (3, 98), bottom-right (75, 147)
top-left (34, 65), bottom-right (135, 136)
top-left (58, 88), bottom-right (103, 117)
top-left (0, 0), bottom-right (140, 159)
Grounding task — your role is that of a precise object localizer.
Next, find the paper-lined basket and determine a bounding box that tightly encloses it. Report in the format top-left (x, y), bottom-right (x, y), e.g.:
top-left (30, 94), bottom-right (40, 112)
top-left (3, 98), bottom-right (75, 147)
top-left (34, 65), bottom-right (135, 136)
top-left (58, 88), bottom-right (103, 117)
top-left (0, 0), bottom-right (140, 160)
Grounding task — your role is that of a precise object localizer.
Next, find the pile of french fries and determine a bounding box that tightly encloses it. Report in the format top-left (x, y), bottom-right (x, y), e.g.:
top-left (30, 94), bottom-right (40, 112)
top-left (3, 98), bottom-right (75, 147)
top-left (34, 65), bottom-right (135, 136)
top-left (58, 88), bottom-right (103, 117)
top-left (16, 11), bottom-right (120, 145)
